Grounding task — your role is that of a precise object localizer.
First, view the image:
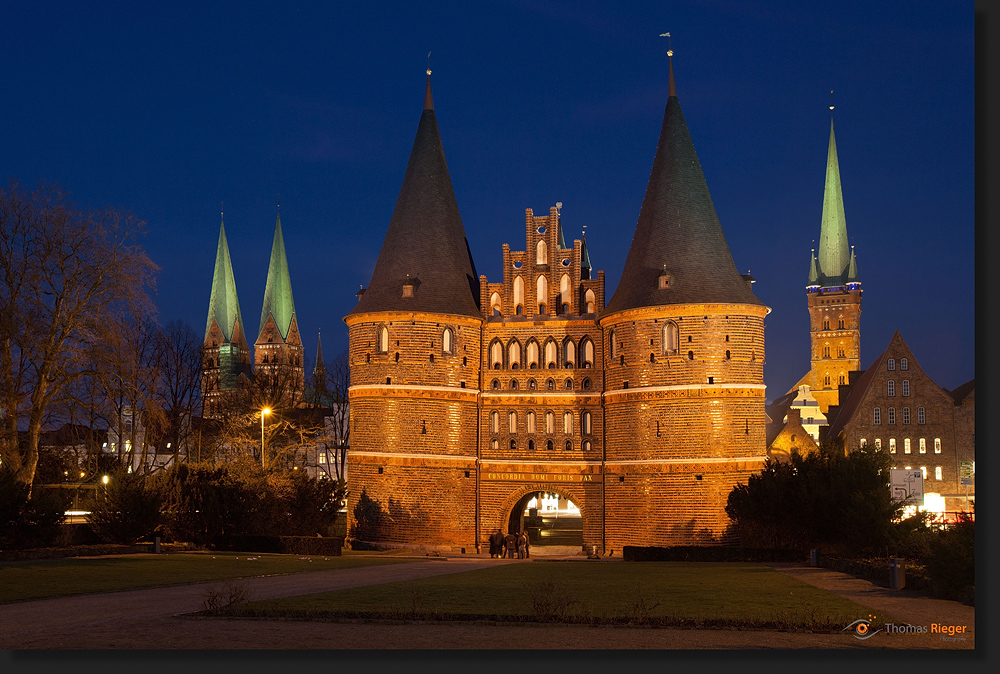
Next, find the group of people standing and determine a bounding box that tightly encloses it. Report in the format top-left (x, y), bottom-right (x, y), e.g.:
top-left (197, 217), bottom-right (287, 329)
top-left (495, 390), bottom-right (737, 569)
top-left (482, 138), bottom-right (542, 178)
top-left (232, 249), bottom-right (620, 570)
top-left (488, 528), bottom-right (529, 559)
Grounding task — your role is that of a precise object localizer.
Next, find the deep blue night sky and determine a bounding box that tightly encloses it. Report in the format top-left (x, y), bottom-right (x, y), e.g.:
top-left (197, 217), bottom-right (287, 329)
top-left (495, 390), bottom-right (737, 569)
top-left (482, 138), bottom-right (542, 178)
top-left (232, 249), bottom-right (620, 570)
top-left (1, 1), bottom-right (974, 399)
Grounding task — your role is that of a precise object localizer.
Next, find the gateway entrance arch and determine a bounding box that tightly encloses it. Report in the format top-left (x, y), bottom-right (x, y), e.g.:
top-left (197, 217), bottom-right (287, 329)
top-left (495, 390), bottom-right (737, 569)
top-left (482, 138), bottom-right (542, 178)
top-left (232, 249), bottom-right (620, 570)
top-left (507, 490), bottom-right (583, 548)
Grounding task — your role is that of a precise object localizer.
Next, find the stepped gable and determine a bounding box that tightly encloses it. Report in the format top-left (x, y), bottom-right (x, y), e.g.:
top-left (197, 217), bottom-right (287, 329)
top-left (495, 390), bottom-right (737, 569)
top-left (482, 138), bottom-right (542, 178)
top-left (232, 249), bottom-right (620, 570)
top-left (604, 59), bottom-right (762, 316)
top-left (259, 212), bottom-right (297, 340)
top-left (349, 74), bottom-right (480, 318)
top-left (205, 217), bottom-right (247, 342)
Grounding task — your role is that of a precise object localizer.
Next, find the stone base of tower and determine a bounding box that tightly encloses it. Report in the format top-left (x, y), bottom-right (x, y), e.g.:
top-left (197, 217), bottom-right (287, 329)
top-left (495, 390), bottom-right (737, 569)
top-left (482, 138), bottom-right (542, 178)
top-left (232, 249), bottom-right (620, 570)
top-left (603, 461), bottom-right (763, 549)
top-left (347, 455), bottom-right (477, 550)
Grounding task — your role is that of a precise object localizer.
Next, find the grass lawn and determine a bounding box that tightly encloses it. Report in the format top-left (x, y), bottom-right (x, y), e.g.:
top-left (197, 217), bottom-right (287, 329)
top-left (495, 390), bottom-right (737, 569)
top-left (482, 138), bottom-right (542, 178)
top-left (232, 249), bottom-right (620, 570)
top-left (0, 552), bottom-right (407, 604)
top-left (229, 561), bottom-right (886, 630)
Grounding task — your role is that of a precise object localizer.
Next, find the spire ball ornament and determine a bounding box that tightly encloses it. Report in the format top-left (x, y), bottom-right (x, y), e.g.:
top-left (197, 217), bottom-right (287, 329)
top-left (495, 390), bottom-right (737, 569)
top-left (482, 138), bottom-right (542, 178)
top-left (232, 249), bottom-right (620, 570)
top-left (427, 50), bottom-right (431, 76)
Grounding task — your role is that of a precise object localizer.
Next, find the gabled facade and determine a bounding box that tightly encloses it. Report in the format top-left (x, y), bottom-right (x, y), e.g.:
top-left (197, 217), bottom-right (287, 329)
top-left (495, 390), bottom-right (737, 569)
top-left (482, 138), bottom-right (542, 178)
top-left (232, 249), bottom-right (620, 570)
top-left (202, 217), bottom-right (252, 418)
top-left (793, 119), bottom-right (862, 415)
top-left (826, 331), bottom-right (974, 516)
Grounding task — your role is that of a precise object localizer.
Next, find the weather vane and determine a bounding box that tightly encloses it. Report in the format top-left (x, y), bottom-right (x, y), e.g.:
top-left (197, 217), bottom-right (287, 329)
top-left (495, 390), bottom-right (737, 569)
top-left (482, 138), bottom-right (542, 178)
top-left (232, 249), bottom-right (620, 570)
top-left (427, 51), bottom-right (432, 76)
top-left (830, 89), bottom-right (835, 112)
top-left (659, 31), bottom-right (673, 57)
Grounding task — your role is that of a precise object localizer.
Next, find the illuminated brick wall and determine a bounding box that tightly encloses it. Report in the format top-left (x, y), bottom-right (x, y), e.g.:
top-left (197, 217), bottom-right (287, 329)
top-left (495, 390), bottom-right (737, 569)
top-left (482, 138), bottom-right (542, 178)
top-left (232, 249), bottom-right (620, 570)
top-left (806, 286), bottom-right (862, 413)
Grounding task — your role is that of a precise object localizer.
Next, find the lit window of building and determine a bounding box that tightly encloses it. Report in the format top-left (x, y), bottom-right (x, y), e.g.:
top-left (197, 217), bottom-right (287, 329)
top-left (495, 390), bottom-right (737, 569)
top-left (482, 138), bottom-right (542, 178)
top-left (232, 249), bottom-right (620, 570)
top-left (935, 466), bottom-right (943, 481)
top-left (919, 438), bottom-right (926, 453)
top-left (920, 466), bottom-right (927, 479)
top-left (875, 438), bottom-right (882, 449)
top-left (889, 438), bottom-right (896, 453)
top-left (904, 438), bottom-right (911, 453)
top-left (934, 437), bottom-right (941, 453)
top-left (860, 438), bottom-right (867, 448)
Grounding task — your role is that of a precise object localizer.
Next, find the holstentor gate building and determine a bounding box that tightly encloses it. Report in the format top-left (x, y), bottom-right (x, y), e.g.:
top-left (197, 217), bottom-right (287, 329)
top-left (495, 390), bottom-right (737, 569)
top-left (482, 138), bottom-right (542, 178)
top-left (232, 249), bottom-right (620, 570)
top-left (345, 58), bottom-right (769, 552)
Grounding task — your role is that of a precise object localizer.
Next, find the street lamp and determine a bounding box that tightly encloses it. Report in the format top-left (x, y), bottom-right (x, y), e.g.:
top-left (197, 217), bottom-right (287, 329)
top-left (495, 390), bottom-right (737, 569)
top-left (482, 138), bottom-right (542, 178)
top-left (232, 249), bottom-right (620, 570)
top-left (261, 407), bottom-right (271, 469)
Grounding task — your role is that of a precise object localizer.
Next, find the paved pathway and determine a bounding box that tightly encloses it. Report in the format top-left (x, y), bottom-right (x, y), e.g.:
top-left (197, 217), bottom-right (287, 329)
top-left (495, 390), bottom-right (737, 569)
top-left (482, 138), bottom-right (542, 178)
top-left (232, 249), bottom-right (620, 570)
top-left (0, 555), bottom-right (975, 650)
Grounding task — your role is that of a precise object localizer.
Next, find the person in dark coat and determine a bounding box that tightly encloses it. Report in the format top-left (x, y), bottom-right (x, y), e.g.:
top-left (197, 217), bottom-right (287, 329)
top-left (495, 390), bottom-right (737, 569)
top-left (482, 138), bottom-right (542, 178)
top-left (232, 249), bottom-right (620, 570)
top-left (516, 530), bottom-right (527, 559)
top-left (489, 529), bottom-right (504, 558)
top-left (504, 531), bottom-right (517, 559)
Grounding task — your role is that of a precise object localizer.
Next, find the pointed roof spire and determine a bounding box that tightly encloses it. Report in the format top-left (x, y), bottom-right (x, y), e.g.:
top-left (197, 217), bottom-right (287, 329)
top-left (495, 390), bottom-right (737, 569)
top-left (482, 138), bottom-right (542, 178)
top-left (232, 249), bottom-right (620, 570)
top-left (206, 215), bottom-right (247, 342)
top-left (315, 329), bottom-right (325, 371)
top-left (604, 54), bottom-right (763, 315)
top-left (807, 249), bottom-right (819, 286)
top-left (817, 119), bottom-right (852, 285)
top-left (846, 245), bottom-right (860, 283)
top-left (581, 232), bottom-right (593, 272)
top-left (349, 69), bottom-right (480, 318)
top-left (259, 212), bottom-right (297, 340)
top-left (424, 52), bottom-right (434, 110)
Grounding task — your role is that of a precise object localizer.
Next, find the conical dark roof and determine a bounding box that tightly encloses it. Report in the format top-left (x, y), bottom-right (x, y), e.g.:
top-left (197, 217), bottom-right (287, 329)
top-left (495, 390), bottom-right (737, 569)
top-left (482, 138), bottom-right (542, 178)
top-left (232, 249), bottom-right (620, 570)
top-left (604, 63), bottom-right (763, 316)
top-left (349, 75), bottom-right (480, 318)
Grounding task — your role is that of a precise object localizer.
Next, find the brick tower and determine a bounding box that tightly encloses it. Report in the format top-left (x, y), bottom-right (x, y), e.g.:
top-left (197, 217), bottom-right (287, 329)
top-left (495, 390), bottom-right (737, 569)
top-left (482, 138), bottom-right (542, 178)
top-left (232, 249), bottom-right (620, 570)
top-left (797, 118), bottom-right (862, 414)
top-left (202, 214), bottom-right (252, 418)
top-left (254, 211), bottom-right (305, 407)
top-left (598, 54), bottom-right (769, 547)
top-left (344, 72), bottom-right (482, 548)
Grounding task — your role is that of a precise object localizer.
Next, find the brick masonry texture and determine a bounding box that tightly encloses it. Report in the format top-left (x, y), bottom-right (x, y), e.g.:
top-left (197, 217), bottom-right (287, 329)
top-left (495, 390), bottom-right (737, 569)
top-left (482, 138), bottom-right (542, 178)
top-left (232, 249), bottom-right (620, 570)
top-left (345, 207), bottom-right (770, 552)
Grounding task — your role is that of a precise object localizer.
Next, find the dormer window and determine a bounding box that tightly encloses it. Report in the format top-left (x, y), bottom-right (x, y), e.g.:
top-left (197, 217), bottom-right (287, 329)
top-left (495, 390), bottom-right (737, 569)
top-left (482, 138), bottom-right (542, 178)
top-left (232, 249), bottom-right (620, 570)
top-left (402, 278), bottom-right (417, 298)
top-left (658, 271), bottom-right (671, 289)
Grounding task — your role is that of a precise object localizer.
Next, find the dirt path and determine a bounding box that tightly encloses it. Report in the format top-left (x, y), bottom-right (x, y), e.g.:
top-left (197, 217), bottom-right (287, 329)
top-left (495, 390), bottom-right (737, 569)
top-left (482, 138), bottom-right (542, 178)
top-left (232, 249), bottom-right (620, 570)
top-left (0, 556), bottom-right (975, 650)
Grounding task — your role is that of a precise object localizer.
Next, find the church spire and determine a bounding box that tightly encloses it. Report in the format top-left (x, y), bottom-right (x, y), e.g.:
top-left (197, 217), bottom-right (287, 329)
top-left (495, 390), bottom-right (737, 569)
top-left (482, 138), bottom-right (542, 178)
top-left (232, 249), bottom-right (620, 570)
top-left (349, 68), bottom-right (480, 318)
top-left (259, 212), bottom-right (297, 341)
top-left (314, 329), bottom-right (325, 375)
top-left (205, 215), bottom-right (246, 343)
top-left (815, 119), bottom-right (854, 286)
top-left (604, 53), bottom-right (762, 315)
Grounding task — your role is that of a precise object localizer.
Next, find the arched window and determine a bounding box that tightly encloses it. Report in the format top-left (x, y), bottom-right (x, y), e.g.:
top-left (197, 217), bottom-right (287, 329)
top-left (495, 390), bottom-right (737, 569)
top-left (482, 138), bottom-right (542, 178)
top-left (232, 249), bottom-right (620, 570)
top-left (442, 328), bottom-right (454, 354)
top-left (528, 440), bottom-right (535, 451)
top-left (900, 358), bottom-right (909, 370)
top-left (583, 440), bottom-right (592, 452)
top-left (513, 276), bottom-right (524, 313)
top-left (902, 380), bottom-right (910, 396)
top-left (378, 326), bottom-right (389, 353)
top-left (582, 378), bottom-right (592, 390)
top-left (609, 330), bottom-right (617, 359)
top-left (838, 373), bottom-right (845, 385)
top-left (889, 438), bottom-right (897, 453)
top-left (689, 351), bottom-right (695, 361)
top-left (546, 440), bottom-right (553, 451)
top-left (508, 411), bottom-right (517, 433)
top-left (490, 293), bottom-right (502, 316)
top-left (904, 438), bottom-right (911, 453)
top-left (546, 378), bottom-right (555, 390)
top-left (528, 378), bottom-right (537, 390)
top-left (917, 407), bottom-right (925, 424)
top-left (560, 274), bottom-right (571, 313)
top-left (564, 378), bottom-right (573, 390)
top-left (491, 379), bottom-right (501, 391)
top-left (563, 411), bottom-right (573, 434)
top-left (510, 439), bottom-right (517, 450)
top-left (934, 437), bottom-right (941, 453)
top-left (919, 438), bottom-right (926, 453)
top-left (887, 407), bottom-right (896, 424)
top-left (536, 275), bottom-right (548, 313)
top-left (823, 346), bottom-right (830, 358)
top-left (887, 381), bottom-right (895, 396)
top-left (873, 407), bottom-right (881, 425)
top-left (585, 289), bottom-right (596, 313)
top-left (508, 340), bottom-right (521, 369)
top-left (860, 438), bottom-right (867, 448)
top-left (663, 321), bottom-right (679, 355)
top-left (526, 340), bottom-right (539, 369)
top-left (563, 339), bottom-right (575, 367)
top-left (823, 373), bottom-right (830, 386)
top-left (490, 411), bottom-right (499, 434)
top-left (565, 440), bottom-right (573, 451)
top-left (490, 439), bottom-right (499, 450)
top-left (527, 411), bottom-right (536, 434)
top-left (544, 340), bottom-right (557, 369)
top-left (582, 411), bottom-right (592, 435)
top-left (823, 319), bottom-right (830, 330)
top-left (536, 239), bottom-right (547, 265)
top-left (490, 340), bottom-right (503, 369)
top-left (509, 379), bottom-right (518, 390)
top-left (838, 316), bottom-right (845, 329)
top-left (887, 358), bottom-right (895, 371)
top-left (581, 338), bottom-right (594, 368)
top-left (545, 411), bottom-right (554, 434)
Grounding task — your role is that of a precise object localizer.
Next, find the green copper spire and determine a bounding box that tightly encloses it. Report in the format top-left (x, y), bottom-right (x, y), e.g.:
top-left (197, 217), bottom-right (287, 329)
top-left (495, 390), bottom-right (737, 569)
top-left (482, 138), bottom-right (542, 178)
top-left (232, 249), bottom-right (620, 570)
top-left (846, 246), bottom-right (859, 283)
top-left (807, 249), bottom-right (819, 286)
top-left (816, 120), bottom-right (852, 285)
top-left (259, 213), bottom-right (297, 340)
top-left (205, 217), bottom-right (246, 343)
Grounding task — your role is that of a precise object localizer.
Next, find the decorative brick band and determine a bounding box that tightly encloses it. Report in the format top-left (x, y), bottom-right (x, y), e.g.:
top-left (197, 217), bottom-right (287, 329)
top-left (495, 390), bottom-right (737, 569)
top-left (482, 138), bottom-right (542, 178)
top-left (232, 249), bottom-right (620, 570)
top-left (350, 384), bottom-right (480, 401)
top-left (604, 384), bottom-right (766, 402)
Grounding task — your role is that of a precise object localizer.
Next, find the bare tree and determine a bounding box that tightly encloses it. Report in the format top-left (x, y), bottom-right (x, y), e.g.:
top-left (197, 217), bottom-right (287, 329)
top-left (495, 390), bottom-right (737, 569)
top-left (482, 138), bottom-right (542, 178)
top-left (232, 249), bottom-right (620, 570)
top-left (156, 320), bottom-right (202, 464)
top-left (0, 181), bottom-right (157, 488)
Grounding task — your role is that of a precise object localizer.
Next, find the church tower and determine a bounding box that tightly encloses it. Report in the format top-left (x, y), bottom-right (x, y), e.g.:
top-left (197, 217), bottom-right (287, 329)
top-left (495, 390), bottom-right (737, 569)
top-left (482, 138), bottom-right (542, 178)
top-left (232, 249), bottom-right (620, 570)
top-left (255, 211), bottom-right (305, 408)
top-left (202, 215), bottom-right (252, 418)
top-left (599, 54), bottom-right (769, 547)
top-left (344, 71), bottom-right (482, 548)
top-left (800, 118), bottom-right (862, 414)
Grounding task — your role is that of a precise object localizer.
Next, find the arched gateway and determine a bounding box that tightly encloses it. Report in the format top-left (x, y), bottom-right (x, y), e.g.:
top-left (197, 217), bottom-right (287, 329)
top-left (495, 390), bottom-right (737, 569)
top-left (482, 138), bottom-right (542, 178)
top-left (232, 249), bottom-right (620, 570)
top-left (485, 484), bottom-right (597, 553)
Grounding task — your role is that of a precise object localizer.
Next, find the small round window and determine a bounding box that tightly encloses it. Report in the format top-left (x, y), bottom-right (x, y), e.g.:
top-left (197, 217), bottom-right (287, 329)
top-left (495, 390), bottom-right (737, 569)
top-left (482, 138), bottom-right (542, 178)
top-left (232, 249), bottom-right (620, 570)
top-left (513, 260), bottom-right (522, 269)
top-left (561, 258), bottom-right (570, 266)
top-left (537, 226), bottom-right (547, 234)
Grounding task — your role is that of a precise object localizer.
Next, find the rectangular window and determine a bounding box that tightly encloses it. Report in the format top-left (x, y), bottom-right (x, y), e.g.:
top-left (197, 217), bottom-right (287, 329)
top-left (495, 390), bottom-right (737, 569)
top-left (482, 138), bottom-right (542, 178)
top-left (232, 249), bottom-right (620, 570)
top-left (887, 358), bottom-right (895, 370)
top-left (900, 358), bottom-right (909, 370)
top-left (902, 380), bottom-right (910, 396)
top-left (934, 438), bottom-right (941, 453)
top-left (920, 466), bottom-right (927, 479)
top-left (508, 411), bottom-right (517, 434)
top-left (860, 438), bottom-right (867, 448)
top-left (902, 407), bottom-right (910, 424)
top-left (935, 466), bottom-right (943, 481)
top-left (874, 438), bottom-right (882, 449)
top-left (318, 451), bottom-right (327, 464)
top-left (904, 438), bottom-right (911, 453)
top-left (527, 411), bottom-right (536, 434)
top-left (889, 438), bottom-right (896, 453)
top-left (873, 407), bottom-right (881, 425)
top-left (887, 380), bottom-right (895, 396)
top-left (919, 438), bottom-right (926, 453)
top-left (917, 407), bottom-right (925, 424)
top-left (887, 408), bottom-right (896, 424)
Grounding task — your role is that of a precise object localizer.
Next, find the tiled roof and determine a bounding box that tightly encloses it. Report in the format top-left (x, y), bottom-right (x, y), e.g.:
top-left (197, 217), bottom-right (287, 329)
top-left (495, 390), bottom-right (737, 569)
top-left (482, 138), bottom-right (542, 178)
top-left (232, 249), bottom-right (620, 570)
top-left (604, 63), bottom-right (763, 315)
top-left (949, 379), bottom-right (975, 403)
top-left (349, 75), bottom-right (480, 318)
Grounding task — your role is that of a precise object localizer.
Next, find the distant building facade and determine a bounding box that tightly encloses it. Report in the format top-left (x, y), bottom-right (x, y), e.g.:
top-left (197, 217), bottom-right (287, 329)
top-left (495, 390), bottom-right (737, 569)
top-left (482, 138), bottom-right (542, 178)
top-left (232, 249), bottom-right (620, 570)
top-left (825, 331), bottom-right (975, 517)
top-left (345, 62), bottom-right (768, 553)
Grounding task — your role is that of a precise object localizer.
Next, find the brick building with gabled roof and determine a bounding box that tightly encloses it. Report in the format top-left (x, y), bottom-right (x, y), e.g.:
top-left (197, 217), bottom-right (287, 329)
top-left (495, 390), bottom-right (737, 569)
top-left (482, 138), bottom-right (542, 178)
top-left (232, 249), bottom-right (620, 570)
top-left (825, 331), bottom-right (974, 517)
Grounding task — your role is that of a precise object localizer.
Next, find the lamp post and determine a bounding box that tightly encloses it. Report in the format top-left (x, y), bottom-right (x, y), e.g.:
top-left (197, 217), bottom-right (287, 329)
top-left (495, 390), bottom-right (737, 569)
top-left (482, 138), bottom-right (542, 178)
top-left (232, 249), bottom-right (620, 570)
top-left (260, 408), bottom-right (271, 469)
